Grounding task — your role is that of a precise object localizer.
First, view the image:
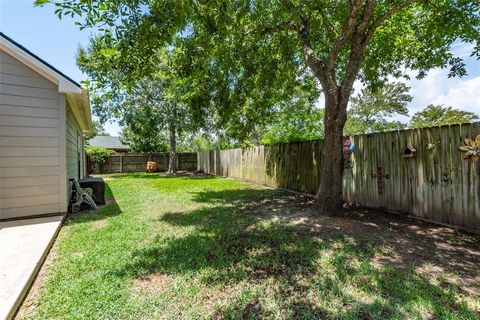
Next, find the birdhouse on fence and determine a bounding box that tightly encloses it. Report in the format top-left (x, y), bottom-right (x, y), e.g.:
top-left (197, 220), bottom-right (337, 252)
top-left (403, 146), bottom-right (417, 159)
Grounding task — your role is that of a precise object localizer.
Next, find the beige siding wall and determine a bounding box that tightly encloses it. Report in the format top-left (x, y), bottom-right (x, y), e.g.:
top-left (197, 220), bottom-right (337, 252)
top-left (0, 50), bottom-right (64, 219)
top-left (66, 103), bottom-right (85, 204)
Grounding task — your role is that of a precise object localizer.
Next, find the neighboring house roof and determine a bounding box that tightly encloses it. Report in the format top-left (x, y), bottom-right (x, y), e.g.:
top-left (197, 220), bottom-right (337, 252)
top-left (0, 32), bottom-right (93, 132)
top-left (89, 136), bottom-right (131, 150)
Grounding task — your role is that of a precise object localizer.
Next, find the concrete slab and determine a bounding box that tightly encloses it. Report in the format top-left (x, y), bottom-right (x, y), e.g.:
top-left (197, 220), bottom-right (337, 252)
top-left (0, 215), bottom-right (64, 320)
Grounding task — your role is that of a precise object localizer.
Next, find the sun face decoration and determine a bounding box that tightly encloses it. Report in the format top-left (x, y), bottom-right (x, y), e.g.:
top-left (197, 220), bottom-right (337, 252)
top-left (459, 135), bottom-right (480, 161)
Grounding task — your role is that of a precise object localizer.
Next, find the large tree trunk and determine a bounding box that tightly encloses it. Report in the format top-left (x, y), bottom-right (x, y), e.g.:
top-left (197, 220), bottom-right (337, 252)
top-left (295, 0), bottom-right (389, 215)
top-left (167, 122), bottom-right (176, 174)
top-left (316, 93), bottom-right (348, 215)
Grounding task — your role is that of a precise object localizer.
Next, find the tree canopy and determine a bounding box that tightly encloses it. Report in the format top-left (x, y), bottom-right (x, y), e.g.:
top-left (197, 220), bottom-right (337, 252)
top-left (76, 35), bottom-right (210, 171)
top-left (410, 104), bottom-right (479, 128)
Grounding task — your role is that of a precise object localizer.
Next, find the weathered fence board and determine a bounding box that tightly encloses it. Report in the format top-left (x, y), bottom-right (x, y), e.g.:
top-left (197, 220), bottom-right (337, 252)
top-left (93, 152), bottom-right (197, 174)
top-left (198, 122), bottom-right (480, 232)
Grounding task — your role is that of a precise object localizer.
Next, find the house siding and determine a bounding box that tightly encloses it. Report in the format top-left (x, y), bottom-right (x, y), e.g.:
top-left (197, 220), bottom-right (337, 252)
top-left (0, 50), bottom-right (63, 219)
top-left (65, 104), bottom-right (85, 205)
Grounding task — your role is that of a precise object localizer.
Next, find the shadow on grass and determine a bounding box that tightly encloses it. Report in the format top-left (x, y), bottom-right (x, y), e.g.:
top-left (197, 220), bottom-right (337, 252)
top-left (111, 187), bottom-right (478, 319)
top-left (191, 187), bottom-right (281, 204)
top-left (189, 187), bottom-right (315, 217)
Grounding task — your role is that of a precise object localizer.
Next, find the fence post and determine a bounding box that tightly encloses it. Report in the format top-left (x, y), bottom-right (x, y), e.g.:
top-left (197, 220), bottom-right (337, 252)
top-left (120, 154), bottom-right (123, 173)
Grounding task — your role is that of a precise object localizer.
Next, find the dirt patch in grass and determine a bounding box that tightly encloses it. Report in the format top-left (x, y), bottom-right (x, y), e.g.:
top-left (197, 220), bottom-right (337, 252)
top-left (244, 191), bottom-right (480, 299)
top-left (247, 192), bottom-right (383, 235)
top-left (131, 273), bottom-right (173, 295)
top-left (202, 285), bottom-right (239, 314)
top-left (236, 299), bottom-right (262, 319)
top-left (211, 298), bottom-right (264, 320)
top-left (91, 220), bottom-right (108, 229)
top-left (70, 251), bottom-right (84, 259)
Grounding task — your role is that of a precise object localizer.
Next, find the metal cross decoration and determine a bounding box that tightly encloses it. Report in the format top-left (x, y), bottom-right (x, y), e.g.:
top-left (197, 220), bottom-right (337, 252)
top-left (371, 166), bottom-right (390, 195)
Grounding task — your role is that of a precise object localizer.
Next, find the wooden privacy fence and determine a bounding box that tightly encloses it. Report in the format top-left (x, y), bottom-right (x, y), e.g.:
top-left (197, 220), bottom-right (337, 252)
top-left (91, 152), bottom-right (197, 174)
top-left (198, 122), bottom-right (480, 232)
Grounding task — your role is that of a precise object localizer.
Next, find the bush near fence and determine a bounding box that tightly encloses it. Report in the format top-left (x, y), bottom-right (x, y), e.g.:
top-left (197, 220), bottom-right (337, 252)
top-left (89, 152), bottom-right (197, 174)
top-left (198, 122), bottom-right (480, 232)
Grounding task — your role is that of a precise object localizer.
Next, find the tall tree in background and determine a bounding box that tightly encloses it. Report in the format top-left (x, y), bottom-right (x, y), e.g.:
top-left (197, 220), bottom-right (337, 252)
top-left (120, 77), bottom-right (196, 173)
top-left (177, 133), bottom-right (235, 152)
top-left (410, 105), bottom-right (479, 128)
top-left (39, 0), bottom-right (480, 214)
top-left (344, 82), bottom-right (411, 135)
top-left (76, 37), bottom-right (205, 173)
top-left (120, 97), bottom-right (168, 155)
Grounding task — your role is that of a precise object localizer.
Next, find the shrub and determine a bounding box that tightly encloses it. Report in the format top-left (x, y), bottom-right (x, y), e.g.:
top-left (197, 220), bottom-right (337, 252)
top-left (85, 146), bottom-right (114, 174)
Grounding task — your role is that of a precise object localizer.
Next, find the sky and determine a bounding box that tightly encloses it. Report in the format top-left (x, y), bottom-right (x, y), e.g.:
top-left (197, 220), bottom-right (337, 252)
top-left (1, 0), bottom-right (479, 136)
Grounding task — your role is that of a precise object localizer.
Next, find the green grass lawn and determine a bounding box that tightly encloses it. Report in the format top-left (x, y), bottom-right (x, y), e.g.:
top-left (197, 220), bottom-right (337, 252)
top-left (20, 173), bottom-right (479, 319)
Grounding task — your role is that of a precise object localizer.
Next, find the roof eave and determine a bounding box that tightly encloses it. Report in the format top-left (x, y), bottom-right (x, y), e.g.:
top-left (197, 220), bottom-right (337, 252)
top-left (66, 90), bottom-right (93, 133)
top-left (0, 33), bottom-right (93, 133)
top-left (0, 34), bottom-right (82, 94)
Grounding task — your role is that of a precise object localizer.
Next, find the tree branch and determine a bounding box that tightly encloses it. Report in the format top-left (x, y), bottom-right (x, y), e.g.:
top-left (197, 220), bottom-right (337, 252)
top-left (297, 20), bottom-right (329, 87)
top-left (257, 22), bottom-right (300, 35)
top-left (283, 0), bottom-right (343, 97)
top-left (357, 0), bottom-right (376, 36)
top-left (340, 0), bottom-right (376, 100)
top-left (326, 0), bottom-right (363, 70)
top-left (340, 0), bottom-right (420, 106)
top-left (280, 0), bottom-right (337, 91)
top-left (318, 9), bottom-right (337, 36)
